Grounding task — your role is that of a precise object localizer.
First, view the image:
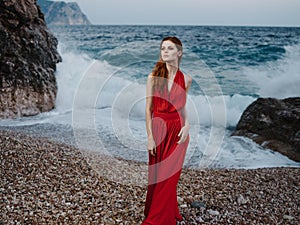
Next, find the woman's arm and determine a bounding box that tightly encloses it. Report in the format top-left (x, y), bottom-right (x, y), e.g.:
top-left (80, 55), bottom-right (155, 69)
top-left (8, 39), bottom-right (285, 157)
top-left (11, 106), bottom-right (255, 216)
top-left (177, 105), bottom-right (190, 144)
top-left (184, 73), bottom-right (192, 92)
top-left (178, 74), bottom-right (192, 144)
top-left (145, 74), bottom-right (156, 156)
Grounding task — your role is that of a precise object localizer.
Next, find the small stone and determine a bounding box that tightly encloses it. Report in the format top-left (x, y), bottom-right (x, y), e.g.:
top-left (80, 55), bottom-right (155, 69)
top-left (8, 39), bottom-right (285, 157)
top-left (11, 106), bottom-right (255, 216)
top-left (237, 194), bottom-right (249, 205)
top-left (283, 215), bottom-right (294, 220)
top-left (177, 196), bottom-right (184, 204)
top-left (180, 204), bottom-right (188, 208)
top-left (196, 216), bottom-right (204, 222)
top-left (207, 209), bottom-right (220, 216)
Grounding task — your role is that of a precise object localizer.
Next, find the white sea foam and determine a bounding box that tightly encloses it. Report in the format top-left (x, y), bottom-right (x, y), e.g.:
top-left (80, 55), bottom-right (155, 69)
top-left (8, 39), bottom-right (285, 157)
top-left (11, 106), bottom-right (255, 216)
top-left (245, 44), bottom-right (300, 98)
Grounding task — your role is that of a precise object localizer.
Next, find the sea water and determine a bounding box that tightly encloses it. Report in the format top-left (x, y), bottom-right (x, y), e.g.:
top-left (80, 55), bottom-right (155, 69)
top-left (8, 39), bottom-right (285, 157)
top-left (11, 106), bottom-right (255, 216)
top-left (1, 25), bottom-right (300, 168)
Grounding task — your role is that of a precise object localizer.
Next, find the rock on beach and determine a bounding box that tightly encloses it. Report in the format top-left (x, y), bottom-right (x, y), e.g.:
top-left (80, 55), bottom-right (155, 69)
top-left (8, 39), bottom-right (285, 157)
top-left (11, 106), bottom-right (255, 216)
top-left (233, 97), bottom-right (300, 162)
top-left (0, 0), bottom-right (61, 119)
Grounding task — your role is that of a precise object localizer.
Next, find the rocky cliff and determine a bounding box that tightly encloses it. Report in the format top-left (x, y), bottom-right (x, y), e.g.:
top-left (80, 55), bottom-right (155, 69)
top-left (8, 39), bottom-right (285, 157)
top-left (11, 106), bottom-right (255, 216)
top-left (37, 0), bottom-right (91, 25)
top-left (0, 0), bottom-right (61, 119)
top-left (232, 97), bottom-right (300, 162)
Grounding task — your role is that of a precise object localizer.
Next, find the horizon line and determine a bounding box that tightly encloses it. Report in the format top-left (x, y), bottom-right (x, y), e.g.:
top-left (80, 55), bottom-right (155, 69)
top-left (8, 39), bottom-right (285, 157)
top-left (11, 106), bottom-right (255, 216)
top-left (60, 23), bottom-right (300, 28)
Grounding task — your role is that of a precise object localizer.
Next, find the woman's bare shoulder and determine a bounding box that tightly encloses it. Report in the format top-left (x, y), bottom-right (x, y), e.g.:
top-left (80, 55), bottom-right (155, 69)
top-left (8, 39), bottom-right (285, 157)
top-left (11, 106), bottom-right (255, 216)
top-left (183, 72), bottom-right (192, 89)
top-left (147, 73), bottom-right (155, 85)
top-left (148, 72), bottom-right (154, 78)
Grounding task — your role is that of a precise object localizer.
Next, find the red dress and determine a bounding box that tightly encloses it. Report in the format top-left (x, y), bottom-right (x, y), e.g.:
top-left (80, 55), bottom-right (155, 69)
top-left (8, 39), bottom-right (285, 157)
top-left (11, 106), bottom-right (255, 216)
top-left (142, 69), bottom-right (189, 225)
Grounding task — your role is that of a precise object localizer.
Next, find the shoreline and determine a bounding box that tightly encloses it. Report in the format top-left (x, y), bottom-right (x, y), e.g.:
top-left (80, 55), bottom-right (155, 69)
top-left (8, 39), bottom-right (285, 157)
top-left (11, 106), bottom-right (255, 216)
top-left (1, 123), bottom-right (298, 170)
top-left (1, 130), bottom-right (299, 224)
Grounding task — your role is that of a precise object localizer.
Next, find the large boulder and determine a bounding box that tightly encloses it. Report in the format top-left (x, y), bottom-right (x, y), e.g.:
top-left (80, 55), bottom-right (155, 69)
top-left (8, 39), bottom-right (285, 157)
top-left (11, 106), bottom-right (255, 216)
top-left (232, 97), bottom-right (300, 162)
top-left (0, 0), bottom-right (61, 119)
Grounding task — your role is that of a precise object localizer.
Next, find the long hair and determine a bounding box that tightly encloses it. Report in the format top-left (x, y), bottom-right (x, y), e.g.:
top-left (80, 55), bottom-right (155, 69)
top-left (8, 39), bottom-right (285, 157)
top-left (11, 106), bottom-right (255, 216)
top-left (152, 36), bottom-right (183, 91)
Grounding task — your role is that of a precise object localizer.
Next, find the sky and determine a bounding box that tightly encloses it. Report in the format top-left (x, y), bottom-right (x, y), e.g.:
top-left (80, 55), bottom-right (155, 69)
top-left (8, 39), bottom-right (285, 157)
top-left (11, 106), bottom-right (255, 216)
top-left (58, 0), bottom-right (300, 26)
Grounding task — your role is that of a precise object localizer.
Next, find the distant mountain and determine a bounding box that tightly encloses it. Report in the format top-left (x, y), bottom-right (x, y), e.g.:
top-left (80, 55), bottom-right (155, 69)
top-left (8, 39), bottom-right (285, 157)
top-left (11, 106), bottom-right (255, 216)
top-left (37, 0), bottom-right (91, 25)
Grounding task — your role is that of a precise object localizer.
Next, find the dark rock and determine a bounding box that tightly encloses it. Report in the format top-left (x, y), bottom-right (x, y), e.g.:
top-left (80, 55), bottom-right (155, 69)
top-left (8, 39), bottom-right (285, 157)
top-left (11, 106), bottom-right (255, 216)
top-left (232, 97), bottom-right (300, 162)
top-left (0, 0), bottom-right (61, 119)
top-left (37, 0), bottom-right (91, 25)
top-left (190, 201), bottom-right (206, 209)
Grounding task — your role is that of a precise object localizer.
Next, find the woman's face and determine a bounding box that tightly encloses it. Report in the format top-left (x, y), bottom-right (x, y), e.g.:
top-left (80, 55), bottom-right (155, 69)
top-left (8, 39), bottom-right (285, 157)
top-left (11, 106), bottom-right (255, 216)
top-left (160, 40), bottom-right (182, 63)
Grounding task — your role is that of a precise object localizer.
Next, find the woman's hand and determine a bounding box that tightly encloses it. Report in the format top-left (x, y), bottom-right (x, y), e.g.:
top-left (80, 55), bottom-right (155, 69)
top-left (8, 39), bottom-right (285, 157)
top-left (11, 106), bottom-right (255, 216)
top-left (147, 137), bottom-right (156, 156)
top-left (177, 124), bottom-right (190, 144)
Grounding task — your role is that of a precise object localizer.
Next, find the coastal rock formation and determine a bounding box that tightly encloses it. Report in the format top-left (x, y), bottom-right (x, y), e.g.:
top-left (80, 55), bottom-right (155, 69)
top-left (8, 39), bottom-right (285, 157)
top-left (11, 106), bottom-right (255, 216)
top-left (0, 0), bottom-right (61, 119)
top-left (232, 97), bottom-right (300, 162)
top-left (37, 0), bottom-right (91, 25)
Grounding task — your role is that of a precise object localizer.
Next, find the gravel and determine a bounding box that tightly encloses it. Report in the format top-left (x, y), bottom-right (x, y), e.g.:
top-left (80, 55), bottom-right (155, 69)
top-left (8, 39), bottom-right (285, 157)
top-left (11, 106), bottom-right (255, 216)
top-left (0, 130), bottom-right (299, 224)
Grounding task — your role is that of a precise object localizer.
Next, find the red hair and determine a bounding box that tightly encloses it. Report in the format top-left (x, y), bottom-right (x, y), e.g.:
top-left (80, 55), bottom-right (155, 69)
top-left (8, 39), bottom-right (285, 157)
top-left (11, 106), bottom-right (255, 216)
top-left (152, 36), bottom-right (183, 91)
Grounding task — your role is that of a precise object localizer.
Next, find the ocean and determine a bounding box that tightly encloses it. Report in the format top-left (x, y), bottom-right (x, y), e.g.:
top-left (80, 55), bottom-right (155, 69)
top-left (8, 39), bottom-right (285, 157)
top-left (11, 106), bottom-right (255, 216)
top-left (1, 25), bottom-right (300, 168)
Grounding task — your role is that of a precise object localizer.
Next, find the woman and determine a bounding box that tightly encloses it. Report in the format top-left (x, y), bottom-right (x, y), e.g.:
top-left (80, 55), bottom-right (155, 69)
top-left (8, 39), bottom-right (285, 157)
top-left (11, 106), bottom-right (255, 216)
top-left (142, 36), bottom-right (192, 225)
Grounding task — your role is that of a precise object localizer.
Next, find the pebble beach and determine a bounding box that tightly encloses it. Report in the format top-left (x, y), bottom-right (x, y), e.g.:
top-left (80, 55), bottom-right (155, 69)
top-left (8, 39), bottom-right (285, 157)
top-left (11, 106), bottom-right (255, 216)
top-left (0, 130), bottom-right (299, 224)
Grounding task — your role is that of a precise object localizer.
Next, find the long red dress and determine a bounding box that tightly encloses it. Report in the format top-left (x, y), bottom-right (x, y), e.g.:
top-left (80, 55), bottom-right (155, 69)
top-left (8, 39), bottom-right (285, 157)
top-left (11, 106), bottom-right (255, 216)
top-left (142, 69), bottom-right (189, 225)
